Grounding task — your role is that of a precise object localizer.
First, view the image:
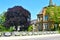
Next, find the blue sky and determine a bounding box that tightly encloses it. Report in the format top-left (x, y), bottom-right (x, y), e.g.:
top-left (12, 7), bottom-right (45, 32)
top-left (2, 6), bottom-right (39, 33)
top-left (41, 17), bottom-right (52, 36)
top-left (0, 0), bottom-right (60, 20)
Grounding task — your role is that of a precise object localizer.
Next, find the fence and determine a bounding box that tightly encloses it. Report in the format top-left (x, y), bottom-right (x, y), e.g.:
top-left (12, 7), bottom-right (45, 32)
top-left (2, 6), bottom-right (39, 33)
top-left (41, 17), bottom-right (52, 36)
top-left (0, 31), bottom-right (59, 37)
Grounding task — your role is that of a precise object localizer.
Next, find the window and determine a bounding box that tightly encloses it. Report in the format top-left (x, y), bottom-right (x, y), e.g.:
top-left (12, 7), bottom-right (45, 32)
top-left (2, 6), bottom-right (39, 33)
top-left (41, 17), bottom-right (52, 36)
top-left (45, 15), bottom-right (48, 21)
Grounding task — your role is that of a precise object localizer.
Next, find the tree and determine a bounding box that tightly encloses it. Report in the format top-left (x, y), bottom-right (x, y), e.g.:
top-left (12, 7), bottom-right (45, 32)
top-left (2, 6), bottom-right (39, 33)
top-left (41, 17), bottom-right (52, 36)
top-left (0, 12), bottom-right (6, 31)
top-left (46, 6), bottom-right (60, 30)
top-left (4, 6), bottom-right (31, 31)
top-left (0, 12), bottom-right (6, 24)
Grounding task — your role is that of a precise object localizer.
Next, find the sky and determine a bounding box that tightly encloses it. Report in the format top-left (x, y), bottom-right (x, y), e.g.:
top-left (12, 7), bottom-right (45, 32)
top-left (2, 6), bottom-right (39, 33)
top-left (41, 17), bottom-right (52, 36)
top-left (0, 0), bottom-right (60, 20)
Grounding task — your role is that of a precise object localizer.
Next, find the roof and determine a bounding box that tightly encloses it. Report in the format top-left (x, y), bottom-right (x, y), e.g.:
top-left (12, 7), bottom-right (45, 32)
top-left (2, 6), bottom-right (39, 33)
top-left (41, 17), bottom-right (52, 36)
top-left (31, 19), bottom-right (37, 24)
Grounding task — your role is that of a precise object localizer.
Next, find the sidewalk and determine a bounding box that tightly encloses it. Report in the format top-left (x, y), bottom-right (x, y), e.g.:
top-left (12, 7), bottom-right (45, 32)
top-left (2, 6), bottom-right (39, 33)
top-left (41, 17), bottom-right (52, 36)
top-left (0, 34), bottom-right (60, 40)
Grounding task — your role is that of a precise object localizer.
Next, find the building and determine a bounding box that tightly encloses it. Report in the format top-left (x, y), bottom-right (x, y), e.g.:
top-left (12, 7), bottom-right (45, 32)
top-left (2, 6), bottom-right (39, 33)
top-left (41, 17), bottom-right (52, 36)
top-left (31, 0), bottom-right (60, 31)
top-left (37, 7), bottom-right (55, 31)
top-left (31, 19), bottom-right (38, 31)
top-left (36, 0), bottom-right (60, 31)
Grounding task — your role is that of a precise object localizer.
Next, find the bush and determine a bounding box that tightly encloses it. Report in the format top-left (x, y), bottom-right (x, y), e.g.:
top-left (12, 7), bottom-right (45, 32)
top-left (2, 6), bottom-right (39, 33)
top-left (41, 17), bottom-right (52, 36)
top-left (57, 26), bottom-right (60, 33)
top-left (0, 24), bottom-right (5, 32)
top-left (28, 25), bottom-right (33, 32)
top-left (0, 24), bottom-right (14, 32)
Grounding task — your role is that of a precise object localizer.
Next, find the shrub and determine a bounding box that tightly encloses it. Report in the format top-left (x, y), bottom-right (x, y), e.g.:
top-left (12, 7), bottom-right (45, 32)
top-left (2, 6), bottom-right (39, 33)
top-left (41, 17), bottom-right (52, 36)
top-left (28, 25), bottom-right (33, 32)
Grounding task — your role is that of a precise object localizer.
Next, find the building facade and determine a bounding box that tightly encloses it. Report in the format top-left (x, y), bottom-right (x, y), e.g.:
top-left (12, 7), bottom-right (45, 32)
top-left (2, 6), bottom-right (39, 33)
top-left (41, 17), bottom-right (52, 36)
top-left (37, 7), bottom-right (55, 31)
top-left (36, 0), bottom-right (60, 31)
top-left (31, 0), bottom-right (60, 31)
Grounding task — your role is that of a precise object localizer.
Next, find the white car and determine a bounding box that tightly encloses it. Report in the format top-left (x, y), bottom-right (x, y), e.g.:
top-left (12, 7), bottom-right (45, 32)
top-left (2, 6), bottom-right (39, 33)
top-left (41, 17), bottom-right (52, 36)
top-left (12, 31), bottom-right (20, 36)
top-left (4, 32), bottom-right (12, 36)
top-left (0, 32), bottom-right (2, 36)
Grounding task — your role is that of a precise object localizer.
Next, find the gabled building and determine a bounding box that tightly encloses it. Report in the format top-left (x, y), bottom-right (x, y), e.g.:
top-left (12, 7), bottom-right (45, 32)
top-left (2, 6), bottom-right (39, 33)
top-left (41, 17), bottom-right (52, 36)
top-left (37, 0), bottom-right (60, 31)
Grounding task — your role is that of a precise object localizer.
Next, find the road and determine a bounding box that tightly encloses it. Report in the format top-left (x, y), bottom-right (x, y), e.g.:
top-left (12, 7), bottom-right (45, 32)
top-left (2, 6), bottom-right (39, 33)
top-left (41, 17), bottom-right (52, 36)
top-left (0, 34), bottom-right (60, 40)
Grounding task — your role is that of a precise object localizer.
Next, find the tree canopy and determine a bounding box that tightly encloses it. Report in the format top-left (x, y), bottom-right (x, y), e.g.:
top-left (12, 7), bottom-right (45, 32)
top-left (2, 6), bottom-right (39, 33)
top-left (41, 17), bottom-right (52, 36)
top-left (4, 6), bottom-right (31, 31)
top-left (46, 6), bottom-right (60, 23)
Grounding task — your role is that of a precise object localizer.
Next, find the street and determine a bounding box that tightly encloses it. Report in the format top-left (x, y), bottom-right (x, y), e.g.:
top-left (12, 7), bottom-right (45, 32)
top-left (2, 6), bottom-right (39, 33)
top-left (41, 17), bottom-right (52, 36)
top-left (0, 34), bottom-right (60, 40)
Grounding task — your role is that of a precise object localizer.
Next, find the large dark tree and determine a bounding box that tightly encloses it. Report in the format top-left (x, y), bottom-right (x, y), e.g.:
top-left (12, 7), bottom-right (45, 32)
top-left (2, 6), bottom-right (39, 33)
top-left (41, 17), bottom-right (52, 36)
top-left (4, 6), bottom-right (31, 31)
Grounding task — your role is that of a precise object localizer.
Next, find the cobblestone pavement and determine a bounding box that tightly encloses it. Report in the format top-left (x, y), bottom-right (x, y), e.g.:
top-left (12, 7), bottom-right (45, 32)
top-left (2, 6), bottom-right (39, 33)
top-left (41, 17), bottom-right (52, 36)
top-left (0, 34), bottom-right (60, 40)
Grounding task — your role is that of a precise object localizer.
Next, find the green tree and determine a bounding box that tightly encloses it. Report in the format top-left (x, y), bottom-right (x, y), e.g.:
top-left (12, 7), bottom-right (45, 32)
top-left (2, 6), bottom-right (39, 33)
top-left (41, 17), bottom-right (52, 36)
top-left (46, 6), bottom-right (60, 31)
top-left (0, 12), bottom-right (6, 32)
top-left (0, 12), bottom-right (6, 24)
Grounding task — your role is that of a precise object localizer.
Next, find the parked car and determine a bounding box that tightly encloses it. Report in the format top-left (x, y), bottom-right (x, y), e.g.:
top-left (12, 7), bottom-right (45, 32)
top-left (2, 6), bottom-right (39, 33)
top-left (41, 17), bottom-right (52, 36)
top-left (12, 31), bottom-right (20, 36)
top-left (0, 32), bottom-right (2, 36)
top-left (4, 32), bottom-right (12, 37)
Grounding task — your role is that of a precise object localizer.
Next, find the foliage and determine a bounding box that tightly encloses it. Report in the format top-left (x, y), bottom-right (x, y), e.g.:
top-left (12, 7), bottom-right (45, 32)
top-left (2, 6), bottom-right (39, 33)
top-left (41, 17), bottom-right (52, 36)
top-left (57, 26), bottom-right (60, 33)
top-left (28, 25), bottom-right (33, 32)
top-left (4, 6), bottom-right (31, 31)
top-left (0, 12), bottom-right (6, 32)
top-left (46, 6), bottom-right (60, 31)
top-left (0, 24), bottom-right (13, 32)
top-left (3, 26), bottom-right (14, 32)
top-left (0, 24), bottom-right (5, 32)
top-left (0, 12), bottom-right (6, 24)
top-left (0, 12), bottom-right (14, 32)
top-left (46, 6), bottom-right (60, 23)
